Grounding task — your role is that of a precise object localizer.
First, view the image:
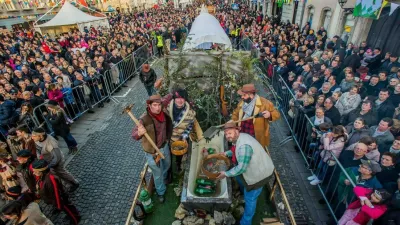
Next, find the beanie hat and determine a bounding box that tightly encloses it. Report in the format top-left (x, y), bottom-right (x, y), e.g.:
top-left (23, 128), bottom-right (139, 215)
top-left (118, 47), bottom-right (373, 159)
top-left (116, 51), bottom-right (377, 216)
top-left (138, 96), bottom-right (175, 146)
top-left (32, 159), bottom-right (48, 172)
top-left (17, 150), bottom-right (32, 158)
top-left (32, 127), bottom-right (45, 135)
top-left (6, 186), bottom-right (22, 199)
top-left (173, 88), bottom-right (188, 101)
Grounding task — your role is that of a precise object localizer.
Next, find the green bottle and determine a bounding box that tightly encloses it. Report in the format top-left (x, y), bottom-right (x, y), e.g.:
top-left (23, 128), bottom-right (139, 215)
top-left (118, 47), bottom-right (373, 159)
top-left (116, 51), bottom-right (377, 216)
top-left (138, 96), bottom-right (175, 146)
top-left (207, 148), bottom-right (215, 154)
top-left (195, 188), bottom-right (215, 195)
top-left (196, 178), bottom-right (216, 187)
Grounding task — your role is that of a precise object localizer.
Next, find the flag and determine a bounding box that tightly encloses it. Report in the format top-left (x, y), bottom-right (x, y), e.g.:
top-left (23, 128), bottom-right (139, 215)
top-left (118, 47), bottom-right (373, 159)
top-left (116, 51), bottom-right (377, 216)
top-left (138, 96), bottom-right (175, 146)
top-left (353, 0), bottom-right (386, 20)
top-left (390, 2), bottom-right (399, 15)
top-left (78, 0), bottom-right (88, 7)
top-left (376, 0), bottom-right (389, 19)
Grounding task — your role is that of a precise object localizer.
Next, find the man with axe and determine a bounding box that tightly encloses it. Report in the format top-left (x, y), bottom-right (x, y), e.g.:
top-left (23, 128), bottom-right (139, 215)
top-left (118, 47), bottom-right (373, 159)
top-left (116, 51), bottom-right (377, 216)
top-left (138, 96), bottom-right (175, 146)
top-left (232, 84), bottom-right (280, 148)
top-left (132, 94), bottom-right (173, 203)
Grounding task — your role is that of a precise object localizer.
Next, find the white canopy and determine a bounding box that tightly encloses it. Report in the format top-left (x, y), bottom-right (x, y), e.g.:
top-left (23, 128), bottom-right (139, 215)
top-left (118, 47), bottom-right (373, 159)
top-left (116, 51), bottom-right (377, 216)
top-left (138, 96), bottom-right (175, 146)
top-left (36, 1), bottom-right (108, 28)
top-left (182, 6), bottom-right (232, 51)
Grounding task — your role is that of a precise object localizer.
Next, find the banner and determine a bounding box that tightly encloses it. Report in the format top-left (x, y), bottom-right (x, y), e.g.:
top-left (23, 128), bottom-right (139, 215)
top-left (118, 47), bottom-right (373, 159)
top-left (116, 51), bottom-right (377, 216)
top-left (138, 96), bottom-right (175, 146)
top-left (353, 0), bottom-right (385, 19)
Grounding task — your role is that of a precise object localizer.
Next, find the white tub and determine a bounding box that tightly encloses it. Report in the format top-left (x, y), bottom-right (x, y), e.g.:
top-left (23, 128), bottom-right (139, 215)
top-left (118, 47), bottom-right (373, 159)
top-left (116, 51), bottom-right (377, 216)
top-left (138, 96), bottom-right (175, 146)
top-left (181, 131), bottom-right (232, 212)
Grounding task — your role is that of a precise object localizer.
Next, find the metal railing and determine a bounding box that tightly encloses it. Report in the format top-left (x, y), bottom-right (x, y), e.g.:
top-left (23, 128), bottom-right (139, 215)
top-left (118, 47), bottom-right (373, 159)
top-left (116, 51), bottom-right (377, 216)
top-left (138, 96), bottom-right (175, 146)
top-left (267, 73), bottom-right (357, 222)
top-left (238, 34), bottom-right (359, 222)
top-left (29, 42), bottom-right (156, 135)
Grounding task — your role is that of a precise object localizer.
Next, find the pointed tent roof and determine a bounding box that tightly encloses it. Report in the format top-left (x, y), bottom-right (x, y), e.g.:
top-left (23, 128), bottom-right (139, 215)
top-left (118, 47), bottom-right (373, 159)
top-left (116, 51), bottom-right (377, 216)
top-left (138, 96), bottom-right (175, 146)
top-left (36, 1), bottom-right (106, 28)
top-left (182, 5), bottom-right (232, 51)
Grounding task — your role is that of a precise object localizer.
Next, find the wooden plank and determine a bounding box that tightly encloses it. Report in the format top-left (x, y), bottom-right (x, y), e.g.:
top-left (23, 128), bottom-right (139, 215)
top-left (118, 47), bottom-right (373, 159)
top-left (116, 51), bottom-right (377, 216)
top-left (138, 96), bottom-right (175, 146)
top-left (260, 222), bottom-right (284, 225)
top-left (263, 218), bottom-right (279, 223)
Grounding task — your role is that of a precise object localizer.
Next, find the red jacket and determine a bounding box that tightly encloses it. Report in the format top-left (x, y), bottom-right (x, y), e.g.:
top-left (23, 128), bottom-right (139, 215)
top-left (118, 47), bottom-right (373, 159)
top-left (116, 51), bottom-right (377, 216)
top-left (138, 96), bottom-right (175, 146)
top-left (348, 186), bottom-right (387, 225)
top-left (48, 89), bottom-right (65, 108)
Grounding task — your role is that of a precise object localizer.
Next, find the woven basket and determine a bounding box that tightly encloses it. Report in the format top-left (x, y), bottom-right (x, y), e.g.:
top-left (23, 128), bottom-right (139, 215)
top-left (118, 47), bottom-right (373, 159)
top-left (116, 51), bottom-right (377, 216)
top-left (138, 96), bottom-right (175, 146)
top-left (201, 154), bottom-right (230, 180)
top-left (171, 140), bottom-right (188, 156)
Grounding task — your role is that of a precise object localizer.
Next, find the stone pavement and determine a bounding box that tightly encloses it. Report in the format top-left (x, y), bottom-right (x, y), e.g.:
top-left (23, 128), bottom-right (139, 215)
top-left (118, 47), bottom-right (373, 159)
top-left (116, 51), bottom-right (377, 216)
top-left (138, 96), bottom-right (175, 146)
top-left (257, 83), bottom-right (331, 225)
top-left (38, 61), bottom-right (166, 225)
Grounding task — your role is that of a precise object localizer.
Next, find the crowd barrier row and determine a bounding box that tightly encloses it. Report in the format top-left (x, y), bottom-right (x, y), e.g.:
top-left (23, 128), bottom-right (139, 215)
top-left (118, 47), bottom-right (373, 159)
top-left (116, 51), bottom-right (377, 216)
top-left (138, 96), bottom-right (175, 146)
top-left (240, 36), bottom-right (358, 222)
top-left (24, 42), bottom-right (156, 137)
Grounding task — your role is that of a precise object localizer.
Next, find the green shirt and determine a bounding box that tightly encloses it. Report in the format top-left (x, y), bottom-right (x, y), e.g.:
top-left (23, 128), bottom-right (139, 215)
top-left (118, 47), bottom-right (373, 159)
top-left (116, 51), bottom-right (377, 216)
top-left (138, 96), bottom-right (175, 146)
top-left (225, 144), bottom-right (253, 177)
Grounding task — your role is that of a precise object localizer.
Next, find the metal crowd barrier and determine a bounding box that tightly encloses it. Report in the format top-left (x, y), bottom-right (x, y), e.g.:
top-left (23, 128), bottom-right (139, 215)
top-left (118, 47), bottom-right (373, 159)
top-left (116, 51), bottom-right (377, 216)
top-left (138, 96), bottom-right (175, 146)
top-left (29, 43), bottom-right (155, 135)
top-left (238, 36), bottom-right (359, 222)
top-left (264, 71), bottom-right (357, 223)
top-left (103, 43), bottom-right (151, 99)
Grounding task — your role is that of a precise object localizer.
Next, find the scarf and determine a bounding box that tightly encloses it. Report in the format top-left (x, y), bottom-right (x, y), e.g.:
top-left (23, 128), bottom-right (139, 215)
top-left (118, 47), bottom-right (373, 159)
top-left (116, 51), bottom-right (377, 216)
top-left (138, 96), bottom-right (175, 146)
top-left (147, 107), bottom-right (165, 122)
top-left (372, 128), bottom-right (386, 137)
top-left (172, 103), bottom-right (185, 125)
top-left (242, 95), bottom-right (257, 119)
top-left (389, 146), bottom-right (400, 155)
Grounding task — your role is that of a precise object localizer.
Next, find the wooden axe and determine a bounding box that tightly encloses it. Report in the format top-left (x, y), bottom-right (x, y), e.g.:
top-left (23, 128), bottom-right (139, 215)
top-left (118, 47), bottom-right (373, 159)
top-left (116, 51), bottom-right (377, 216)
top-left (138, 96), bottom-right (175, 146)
top-left (122, 104), bottom-right (165, 160)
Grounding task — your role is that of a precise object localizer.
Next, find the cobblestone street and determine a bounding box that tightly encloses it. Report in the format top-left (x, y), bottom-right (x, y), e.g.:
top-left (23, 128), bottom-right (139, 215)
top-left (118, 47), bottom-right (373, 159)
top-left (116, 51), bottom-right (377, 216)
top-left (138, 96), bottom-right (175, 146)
top-left (38, 60), bottom-right (166, 225)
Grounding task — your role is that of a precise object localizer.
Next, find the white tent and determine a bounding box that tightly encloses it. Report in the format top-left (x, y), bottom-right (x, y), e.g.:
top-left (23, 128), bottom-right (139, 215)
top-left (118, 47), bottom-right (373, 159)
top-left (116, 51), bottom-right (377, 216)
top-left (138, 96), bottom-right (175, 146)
top-left (35, 1), bottom-right (109, 36)
top-left (182, 6), bottom-right (232, 51)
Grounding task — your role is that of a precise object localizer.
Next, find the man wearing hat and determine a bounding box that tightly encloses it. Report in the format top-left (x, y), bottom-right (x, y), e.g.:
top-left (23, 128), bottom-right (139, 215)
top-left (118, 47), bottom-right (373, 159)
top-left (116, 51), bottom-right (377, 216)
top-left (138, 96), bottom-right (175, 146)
top-left (232, 84), bottom-right (280, 147)
top-left (217, 122), bottom-right (275, 225)
top-left (139, 63), bottom-right (157, 96)
top-left (166, 88), bottom-right (201, 171)
top-left (15, 150), bottom-right (36, 193)
top-left (31, 127), bottom-right (79, 192)
top-left (132, 94), bottom-right (173, 203)
top-left (32, 159), bottom-right (81, 225)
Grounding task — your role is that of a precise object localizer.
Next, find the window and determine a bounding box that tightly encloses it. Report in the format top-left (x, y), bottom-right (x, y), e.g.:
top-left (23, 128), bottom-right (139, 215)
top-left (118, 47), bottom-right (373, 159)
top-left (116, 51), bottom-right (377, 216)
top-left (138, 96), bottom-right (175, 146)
top-left (307, 6), bottom-right (315, 27)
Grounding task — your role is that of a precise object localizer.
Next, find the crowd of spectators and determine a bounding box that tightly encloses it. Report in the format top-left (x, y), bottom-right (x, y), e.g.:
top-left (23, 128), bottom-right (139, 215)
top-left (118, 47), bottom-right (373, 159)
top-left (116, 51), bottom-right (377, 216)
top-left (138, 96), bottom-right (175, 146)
top-left (237, 9), bottom-right (400, 224)
top-left (0, 4), bottom-right (196, 223)
top-left (0, 5), bottom-right (196, 141)
top-left (1, 0), bottom-right (400, 224)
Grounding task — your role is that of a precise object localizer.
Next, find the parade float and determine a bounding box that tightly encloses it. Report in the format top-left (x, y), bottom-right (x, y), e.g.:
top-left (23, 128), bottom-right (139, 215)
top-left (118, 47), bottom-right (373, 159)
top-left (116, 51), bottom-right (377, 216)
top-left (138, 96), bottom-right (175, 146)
top-left (125, 5), bottom-right (295, 225)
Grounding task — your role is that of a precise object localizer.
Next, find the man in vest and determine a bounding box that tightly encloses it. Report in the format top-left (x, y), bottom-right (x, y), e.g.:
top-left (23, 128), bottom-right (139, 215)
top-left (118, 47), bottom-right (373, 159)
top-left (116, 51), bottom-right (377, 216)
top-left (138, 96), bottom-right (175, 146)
top-left (166, 89), bottom-right (198, 171)
top-left (232, 83), bottom-right (280, 147)
top-left (132, 94), bottom-right (172, 203)
top-left (156, 32), bottom-right (164, 57)
top-left (217, 122), bottom-right (275, 225)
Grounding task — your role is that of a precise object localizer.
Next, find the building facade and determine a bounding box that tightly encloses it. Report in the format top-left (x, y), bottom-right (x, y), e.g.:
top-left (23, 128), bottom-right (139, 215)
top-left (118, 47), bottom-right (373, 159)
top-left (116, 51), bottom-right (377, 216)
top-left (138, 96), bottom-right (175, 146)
top-left (257, 0), bottom-right (372, 46)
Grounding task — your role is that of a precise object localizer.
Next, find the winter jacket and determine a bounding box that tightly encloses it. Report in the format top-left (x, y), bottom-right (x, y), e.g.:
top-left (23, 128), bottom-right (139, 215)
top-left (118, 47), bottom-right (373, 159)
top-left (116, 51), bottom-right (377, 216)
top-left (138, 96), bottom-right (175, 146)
top-left (346, 186), bottom-right (387, 225)
top-left (339, 79), bottom-right (357, 93)
top-left (376, 100), bottom-right (395, 122)
top-left (345, 126), bottom-right (370, 147)
top-left (342, 53), bottom-right (361, 72)
top-left (47, 89), bottom-right (64, 108)
top-left (343, 109), bottom-right (378, 127)
top-left (324, 106), bottom-right (341, 126)
top-left (48, 111), bottom-right (70, 137)
top-left (320, 135), bottom-right (345, 162)
top-left (366, 54), bottom-right (383, 73)
top-left (335, 92), bottom-right (362, 116)
top-left (338, 167), bottom-right (382, 205)
top-left (61, 87), bottom-right (74, 105)
top-left (369, 126), bottom-right (395, 153)
top-left (139, 68), bottom-right (157, 87)
top-left (0, 100), bottom-right (17, 125)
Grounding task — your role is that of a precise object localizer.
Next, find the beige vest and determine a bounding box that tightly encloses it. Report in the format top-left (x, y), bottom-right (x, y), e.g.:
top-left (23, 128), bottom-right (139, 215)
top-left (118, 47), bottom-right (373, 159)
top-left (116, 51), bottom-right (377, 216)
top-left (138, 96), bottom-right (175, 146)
top-left (168, 101), bottom-right (196, 142)
top-left (235, 133), bottom-right (275, 185)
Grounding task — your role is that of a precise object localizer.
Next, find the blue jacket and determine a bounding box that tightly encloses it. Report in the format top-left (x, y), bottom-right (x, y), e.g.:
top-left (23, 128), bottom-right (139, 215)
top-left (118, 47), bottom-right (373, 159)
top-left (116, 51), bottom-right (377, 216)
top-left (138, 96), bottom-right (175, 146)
top-left (350, 167), bottom-right (382, 189)
top-left (0, 100), bottom-right (17, 125)
top-left (61, 87), bottom-right (74, 105)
